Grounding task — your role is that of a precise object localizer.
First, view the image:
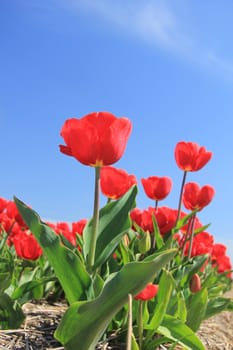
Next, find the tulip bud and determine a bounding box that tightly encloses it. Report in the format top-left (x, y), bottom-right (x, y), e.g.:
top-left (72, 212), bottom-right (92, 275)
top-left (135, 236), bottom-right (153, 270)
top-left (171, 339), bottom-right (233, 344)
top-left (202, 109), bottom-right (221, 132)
top-left (189, 273), bottom-right (201, 293)
top-left (138, 231), bottom-right (151, 254)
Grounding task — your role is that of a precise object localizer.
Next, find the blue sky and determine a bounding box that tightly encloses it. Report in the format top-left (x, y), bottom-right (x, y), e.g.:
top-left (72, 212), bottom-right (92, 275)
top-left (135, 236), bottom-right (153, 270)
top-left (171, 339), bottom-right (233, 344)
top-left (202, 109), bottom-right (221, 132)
top-left (1, 1), bottom-right (233, 261)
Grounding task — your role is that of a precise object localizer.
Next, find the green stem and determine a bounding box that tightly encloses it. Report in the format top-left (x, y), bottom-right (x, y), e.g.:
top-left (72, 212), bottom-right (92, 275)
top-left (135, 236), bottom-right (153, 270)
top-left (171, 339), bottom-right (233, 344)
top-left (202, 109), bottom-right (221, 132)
top-left (187, 213), bottom-right (196, 260)
top-left (87, 166), bottom-right (101, 272)
top-left (180, 216), bottom-right (193, 259)
top-left (127, 294), bottom-right (133, 350)
top-left (138, 300), bottom-right (143, 349)
top-left (176, 171), bottom-right (187, 225)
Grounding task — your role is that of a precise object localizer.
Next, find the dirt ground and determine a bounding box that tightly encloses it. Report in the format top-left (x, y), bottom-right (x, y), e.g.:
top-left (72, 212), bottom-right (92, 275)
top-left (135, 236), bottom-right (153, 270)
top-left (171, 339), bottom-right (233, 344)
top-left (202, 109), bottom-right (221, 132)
top-left (0, 289), bottom-right (232, 350)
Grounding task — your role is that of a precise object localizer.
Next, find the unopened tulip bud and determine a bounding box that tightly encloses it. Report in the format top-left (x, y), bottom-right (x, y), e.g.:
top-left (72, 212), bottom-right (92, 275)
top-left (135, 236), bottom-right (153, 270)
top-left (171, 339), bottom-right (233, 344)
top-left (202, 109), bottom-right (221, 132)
top-left (189, 273), bottom-right (201, 293)
top-left (138, 231), bottom-right (151, 253)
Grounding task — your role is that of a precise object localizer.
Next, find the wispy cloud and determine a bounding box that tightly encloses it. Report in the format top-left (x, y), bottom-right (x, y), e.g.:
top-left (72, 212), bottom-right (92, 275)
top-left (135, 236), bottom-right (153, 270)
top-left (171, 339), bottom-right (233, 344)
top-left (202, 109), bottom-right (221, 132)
top-left (61, 0), bottom-right (233, 82)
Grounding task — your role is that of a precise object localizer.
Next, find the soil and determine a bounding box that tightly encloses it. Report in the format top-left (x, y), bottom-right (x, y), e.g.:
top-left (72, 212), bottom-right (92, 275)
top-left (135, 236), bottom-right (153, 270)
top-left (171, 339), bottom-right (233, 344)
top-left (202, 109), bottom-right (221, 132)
top-left (0, 289), bottom-right (232, 350)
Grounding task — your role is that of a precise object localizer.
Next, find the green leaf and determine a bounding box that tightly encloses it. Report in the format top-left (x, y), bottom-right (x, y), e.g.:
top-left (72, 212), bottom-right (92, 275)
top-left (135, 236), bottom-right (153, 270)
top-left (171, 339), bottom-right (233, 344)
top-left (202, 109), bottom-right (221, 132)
top-left (131, 332), bottom-right (140, 350)
top-left (174, 291), bottom-right (187, 322)
top-left (0, 293), bottom-right (25, 329)
top-left (152, 214), bottom-right (164, 249)
top-left (178, 255), bottom-right (209, 287)
top-left (14, 197), bottom-right (91, 304)
top-left (0, 272), bottom-right (12, 294)
top-left (158, 314), bottom-right (206, 350)
top-left (204, 297), bottom-right (232, 319)
top-left (186, 287), bottom-right (208, 331)
top-left (0, 257), bottom-right (13, 293)
top-left (83, 185), bottom-right (137, 269)
top-left (55, 249), bottom-right (176, 350)
top-left (11, 276), bottom-right (56, 303)
top-left (146, 270), bottom-right (175, 331)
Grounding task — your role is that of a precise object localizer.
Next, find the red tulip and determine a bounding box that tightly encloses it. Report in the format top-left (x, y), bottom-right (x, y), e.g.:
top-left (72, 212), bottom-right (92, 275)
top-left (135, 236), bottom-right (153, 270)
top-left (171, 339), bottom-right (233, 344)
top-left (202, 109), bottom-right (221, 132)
top-left (212, 255), bottom-right (232, 278)
top-left (60, 111), bottom-right (132, 167)
top-left (141, 176), bottom-right (172, 201)
top-left (134, 283), bottom-right (159, 301)
top-left (182, 231), bottom-right (214, 257)
top-left (6, 200), bottom-right (27, 228)
top-left (100, 166), bottom-right (137, 200)
top-left (212, 243), bottom-right (227, 258)
top-left (72, 219), bottom-right (88, 236)
top-left (155, 206), bottom-right (177, 235)
top-left (130, 206), bottom-right (177, 236)
top-left (12, 230), bottom-right (43, 260)
top-left (182, 182), bottom-right (215, 211)
top-left (175, 141), bottom-right (212, 172)
top-left (0, 197), bottom-right (8, 213)
top-left (130, 207), bottom-right (155, 233)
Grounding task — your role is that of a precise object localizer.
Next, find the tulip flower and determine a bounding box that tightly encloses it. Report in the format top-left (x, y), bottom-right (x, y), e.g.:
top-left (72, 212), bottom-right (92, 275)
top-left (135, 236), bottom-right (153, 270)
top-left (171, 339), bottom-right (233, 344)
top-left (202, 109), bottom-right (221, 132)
top-left (60, 111), bottom-right (132, 167)
top-left (182, 182), bottom-right (215, 211)
top-left (182, 231), bottom-right (214, 258)
top-left (155, 206), bottom-right (177, 235)
top-left (212, 255), bottom-right (232, 278)
top-left (141, 176), bottom-right (172, 203)
top-left (175, 141), bottom-right (212, 172)
top-left (134, 283), bottom-right (159, 348)
top-left (0, 197), bottom-right (8, 213)
top-left (12, 230), bottom-right (43, 260)
top-left (212, 243), bottom-right (227, 258)
top-left (134, 283), bottom-right (159, 301)
top-left (6, 200), bottom-right (27, 228)
top-left (130, 206), bottom-right (177, 236)
top-left (72, 219), bottom-right (87, 236)
top-left (100, 166), bottom-right (137, 200)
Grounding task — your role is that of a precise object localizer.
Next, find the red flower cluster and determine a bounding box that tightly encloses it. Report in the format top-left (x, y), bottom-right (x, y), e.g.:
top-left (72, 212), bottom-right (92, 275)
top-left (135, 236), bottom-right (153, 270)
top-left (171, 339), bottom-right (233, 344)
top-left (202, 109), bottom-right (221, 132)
top-left (130, 206), bottom-right (177, 236)
top-left (0, 197), bottom-right (42, 260)
top-left (134, 283), bottom-right (159, 301)
top-left (177, 231), bottom-right (232, 277)
top-left (0, 196), bottom-right (88, 260)
top-left (47, 219), bottom-right (87, 247)
top-left (60, 111), bottom-right (132, 167)
top-left (0, 198), bottom-right (27, 233)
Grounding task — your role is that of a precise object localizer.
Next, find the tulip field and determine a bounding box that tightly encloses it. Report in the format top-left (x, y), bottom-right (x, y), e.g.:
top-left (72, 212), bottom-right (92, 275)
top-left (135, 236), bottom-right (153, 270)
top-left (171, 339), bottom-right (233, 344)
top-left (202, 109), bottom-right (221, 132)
top-left (0, 111), bottom-right (232, 350)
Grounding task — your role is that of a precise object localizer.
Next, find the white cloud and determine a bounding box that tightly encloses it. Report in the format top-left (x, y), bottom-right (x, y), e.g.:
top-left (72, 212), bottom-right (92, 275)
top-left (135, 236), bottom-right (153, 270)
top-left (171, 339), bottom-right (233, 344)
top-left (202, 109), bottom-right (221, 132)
top-left (60, 0), bottom-right (233, 82)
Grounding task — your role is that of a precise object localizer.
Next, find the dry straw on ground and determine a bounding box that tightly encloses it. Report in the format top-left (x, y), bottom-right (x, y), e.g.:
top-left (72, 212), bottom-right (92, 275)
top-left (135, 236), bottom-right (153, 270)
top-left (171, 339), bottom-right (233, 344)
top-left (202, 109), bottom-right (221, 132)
top-left (0, 289), bottom-right (232, 350)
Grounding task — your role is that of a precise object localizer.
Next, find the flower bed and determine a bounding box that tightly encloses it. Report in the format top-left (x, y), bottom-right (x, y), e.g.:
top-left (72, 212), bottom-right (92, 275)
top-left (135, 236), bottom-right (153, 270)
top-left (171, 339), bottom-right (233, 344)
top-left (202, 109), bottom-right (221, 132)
top-left (0, 111), bottom-right (232, 350)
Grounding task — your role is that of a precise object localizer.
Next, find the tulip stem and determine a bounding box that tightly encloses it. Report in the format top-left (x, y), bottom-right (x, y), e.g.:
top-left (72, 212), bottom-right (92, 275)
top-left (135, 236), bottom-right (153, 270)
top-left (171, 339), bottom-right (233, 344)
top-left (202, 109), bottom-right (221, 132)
top-left (176, 171), bottom-right (187, 225)
top-left (138, 300), bottom-right (143, 349)
top-left (126, 294), bottom-right (133, 350)
top-left (87, 166), bottom-right (101, 272)
top-left (187, 213), bottom-right (196, 260)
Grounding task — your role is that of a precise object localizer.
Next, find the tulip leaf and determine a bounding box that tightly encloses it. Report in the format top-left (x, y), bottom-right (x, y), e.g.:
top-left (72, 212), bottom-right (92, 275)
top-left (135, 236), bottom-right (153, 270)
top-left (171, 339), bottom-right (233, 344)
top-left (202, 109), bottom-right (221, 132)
top-left (177, 255), bottom-right (209, 287)
top-left (0, 272), bottom-right (12, 294)
top-left (14, 197), bottom-right (91, 304)
top-left (83, 185), bottom-right (137, 268)
top-left (157, 314), bottom-right (206, 350)
top-left (204, 296), bottom-right (232, 319)
top-left (145, 270), bottom-right (175, 334)
top-left (174, 291), bottom-right (187, 322)
top-left (186, 287), bottom-right (208, 331)
top-left (55, 249), bottom-right (176, 350)
top-left (152, 214), bottom-right (164, 249)
top-left (0, 293), bottom-right (25, 329)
